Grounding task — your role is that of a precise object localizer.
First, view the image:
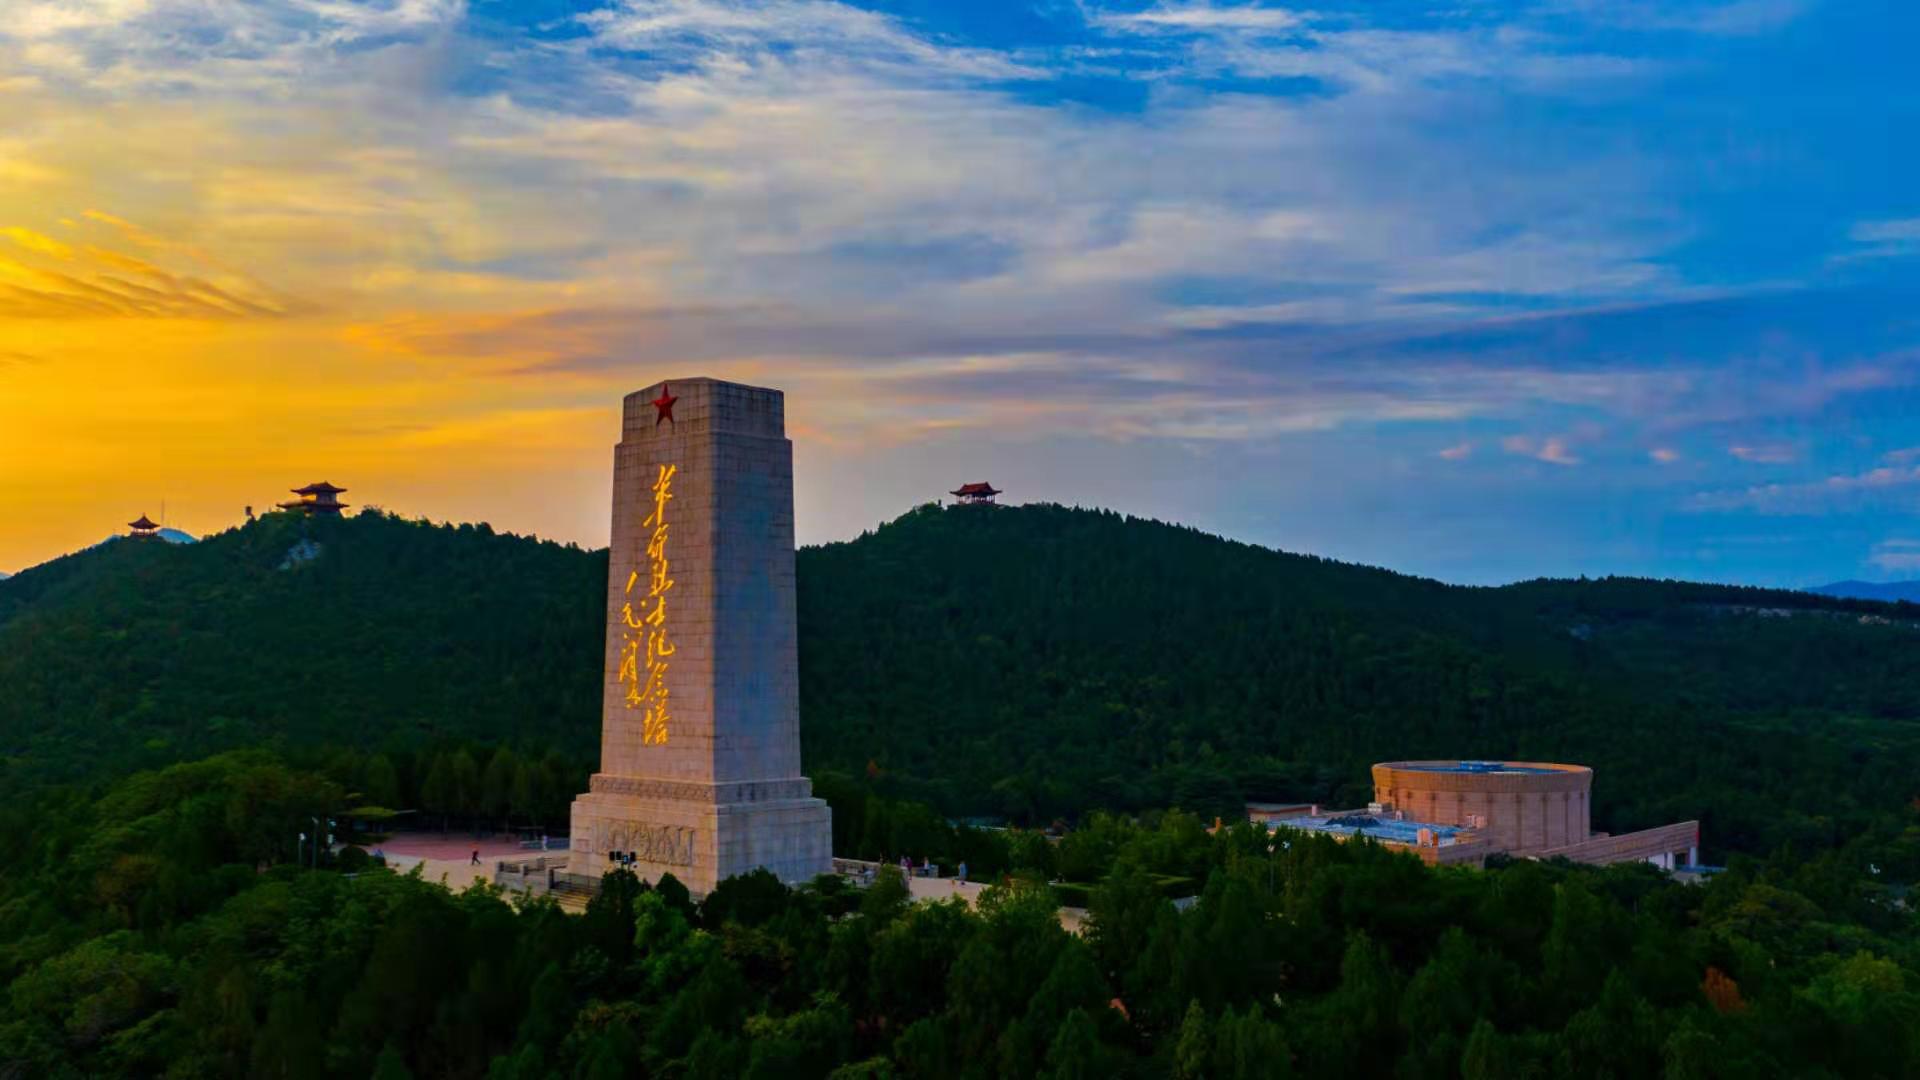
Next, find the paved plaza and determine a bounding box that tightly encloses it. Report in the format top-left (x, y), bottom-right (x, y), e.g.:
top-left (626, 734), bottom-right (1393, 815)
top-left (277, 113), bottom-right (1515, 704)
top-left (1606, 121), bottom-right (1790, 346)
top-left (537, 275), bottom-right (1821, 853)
top-left (374, 835), bottom-right (544, 892)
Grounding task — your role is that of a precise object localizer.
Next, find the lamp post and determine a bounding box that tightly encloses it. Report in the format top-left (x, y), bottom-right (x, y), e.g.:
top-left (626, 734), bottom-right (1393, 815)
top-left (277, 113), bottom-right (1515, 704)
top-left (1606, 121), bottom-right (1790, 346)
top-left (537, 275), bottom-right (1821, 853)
top-left (309, 815), bottom-right (339, 869)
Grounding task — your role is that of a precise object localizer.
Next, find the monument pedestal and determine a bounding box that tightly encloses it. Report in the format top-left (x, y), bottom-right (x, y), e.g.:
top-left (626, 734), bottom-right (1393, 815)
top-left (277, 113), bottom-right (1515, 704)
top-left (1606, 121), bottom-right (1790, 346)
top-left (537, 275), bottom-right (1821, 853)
top-left (571, 778), bottom-right (832, 895)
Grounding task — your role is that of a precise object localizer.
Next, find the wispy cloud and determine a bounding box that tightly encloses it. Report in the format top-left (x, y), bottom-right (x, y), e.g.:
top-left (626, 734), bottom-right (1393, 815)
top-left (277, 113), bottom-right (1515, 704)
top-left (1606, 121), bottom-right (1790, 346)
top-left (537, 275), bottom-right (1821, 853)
top-left (1095, 3), bottom-right (1306, 34)
top-left (580, 0), bottom-right (1038, 80)
top-left (13, 0), bottom-right (155, 42)
top-left (1690, 463), bottom-right (1920, 514)
top-left (1729, 442), bottom-right (1798, 464)
top-left (1438, 441), bottom-right (1474, 460)
top-left (1650, 447), bottom-right (1681, 463)
top-left (1502, 434), bottom-right (1582, 466)
top-left (1546, 0), bottom-right (1808, 37)
top-left (0, 215), bottom-right (292, 319)
top-left (1842, 218), bottom-right (1920, 262)
top-left (1869, 538), bottom-right (1920, 573)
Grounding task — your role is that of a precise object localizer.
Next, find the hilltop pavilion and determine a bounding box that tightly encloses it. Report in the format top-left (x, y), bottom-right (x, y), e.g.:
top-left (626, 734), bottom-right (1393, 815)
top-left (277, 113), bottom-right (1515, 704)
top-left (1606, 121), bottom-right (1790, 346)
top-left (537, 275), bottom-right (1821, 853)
top-left (279, 482), bottom-right (349, 516)
top-left (950, 482), bottom-right (1001, 505)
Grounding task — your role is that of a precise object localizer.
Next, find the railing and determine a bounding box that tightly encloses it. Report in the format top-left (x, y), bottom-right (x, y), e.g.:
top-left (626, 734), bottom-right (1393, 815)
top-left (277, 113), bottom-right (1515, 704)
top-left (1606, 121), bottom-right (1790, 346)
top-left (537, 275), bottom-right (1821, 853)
top-left (550, 871), bottom-right (603, 895)
top-left (496, 855), bottom-right (565, 875)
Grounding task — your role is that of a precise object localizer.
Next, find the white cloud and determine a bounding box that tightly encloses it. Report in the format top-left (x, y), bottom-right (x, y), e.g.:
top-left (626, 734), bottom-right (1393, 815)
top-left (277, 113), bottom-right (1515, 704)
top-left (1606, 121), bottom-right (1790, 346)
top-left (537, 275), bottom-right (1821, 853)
top-left (1096, 3), bottom-right (1305, 34)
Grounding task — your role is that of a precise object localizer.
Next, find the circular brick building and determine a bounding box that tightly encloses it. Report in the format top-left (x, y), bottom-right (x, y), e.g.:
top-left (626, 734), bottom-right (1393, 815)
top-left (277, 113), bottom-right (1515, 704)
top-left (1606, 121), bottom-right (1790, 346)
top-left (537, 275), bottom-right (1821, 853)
top-left (1371, 760), bottom-right (1592, 855)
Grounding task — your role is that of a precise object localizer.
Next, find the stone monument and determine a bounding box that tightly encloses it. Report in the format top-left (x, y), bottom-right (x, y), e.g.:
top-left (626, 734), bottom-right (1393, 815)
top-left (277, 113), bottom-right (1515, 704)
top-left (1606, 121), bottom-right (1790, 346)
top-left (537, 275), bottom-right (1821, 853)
top-left (568, 377), bottom-right (832, 895)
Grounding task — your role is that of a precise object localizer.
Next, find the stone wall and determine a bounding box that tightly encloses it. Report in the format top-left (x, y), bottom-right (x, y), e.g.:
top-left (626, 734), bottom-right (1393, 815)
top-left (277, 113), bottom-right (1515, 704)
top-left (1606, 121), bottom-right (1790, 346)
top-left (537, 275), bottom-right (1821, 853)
top-left (1537, 820), bottom-right (1700, 867)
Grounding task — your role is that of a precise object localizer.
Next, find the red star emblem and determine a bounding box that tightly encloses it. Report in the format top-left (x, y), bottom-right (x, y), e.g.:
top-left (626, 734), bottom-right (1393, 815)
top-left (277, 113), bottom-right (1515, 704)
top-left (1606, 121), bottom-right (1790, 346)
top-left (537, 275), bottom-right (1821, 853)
top-left (650, 385), bottom-right (678, 426)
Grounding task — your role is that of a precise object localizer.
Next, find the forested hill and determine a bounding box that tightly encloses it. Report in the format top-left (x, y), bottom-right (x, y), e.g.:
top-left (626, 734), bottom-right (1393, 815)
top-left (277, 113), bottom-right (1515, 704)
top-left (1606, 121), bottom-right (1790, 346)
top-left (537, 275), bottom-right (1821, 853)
top-left (4, 503), bottom-right (1919, 857)
top-left (800, 504), bottom-right (1920, 855)
top-left (0, 511), bottom-right (606, 779)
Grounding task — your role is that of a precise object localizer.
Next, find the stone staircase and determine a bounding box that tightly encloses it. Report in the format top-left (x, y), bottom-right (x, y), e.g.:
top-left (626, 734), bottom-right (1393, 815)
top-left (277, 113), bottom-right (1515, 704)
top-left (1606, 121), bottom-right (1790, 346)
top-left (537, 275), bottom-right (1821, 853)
top-left (548, 872), bottom-right (600, 912)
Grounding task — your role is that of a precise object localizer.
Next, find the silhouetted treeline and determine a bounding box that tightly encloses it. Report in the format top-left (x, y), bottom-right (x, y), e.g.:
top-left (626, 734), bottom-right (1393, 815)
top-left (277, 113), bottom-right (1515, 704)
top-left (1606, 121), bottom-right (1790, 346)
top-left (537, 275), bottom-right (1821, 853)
top-left (302, 741), bottom-right (590, 834)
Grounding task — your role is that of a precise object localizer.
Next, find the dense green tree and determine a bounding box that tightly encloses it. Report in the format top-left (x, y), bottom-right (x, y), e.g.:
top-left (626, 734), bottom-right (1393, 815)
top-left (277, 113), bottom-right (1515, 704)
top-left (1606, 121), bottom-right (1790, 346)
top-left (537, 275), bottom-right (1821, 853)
top-left (1036, 1008), bottom-right (1115, 1080)
top-left (482, 748), bottom-right (517, 826)
top-left (0, 751), bottom-right (1914, 1079)
top-left (1085, 858), bottom-right (1167, 985)
top-left (450, 749), bottom-right (481, 820)
top-left (1211, 1006), bottom-right (1291, 1080)
top-left (363, 753), bottom-right (402, 809)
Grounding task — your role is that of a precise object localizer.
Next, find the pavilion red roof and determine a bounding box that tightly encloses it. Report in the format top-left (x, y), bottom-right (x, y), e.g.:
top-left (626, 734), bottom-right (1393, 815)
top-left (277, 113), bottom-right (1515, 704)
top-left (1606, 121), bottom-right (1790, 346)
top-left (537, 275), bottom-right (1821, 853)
top-left (128, 515), bottom-right (159, 531)
top-left (950, 482), bottom-right (1000, 496)
top-left (292, 481), bottom-right (346, 495)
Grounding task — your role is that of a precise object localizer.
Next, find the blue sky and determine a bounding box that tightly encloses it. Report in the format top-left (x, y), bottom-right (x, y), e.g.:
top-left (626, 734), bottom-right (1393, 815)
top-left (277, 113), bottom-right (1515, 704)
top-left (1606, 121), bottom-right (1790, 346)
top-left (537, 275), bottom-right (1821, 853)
top-left (2, 0), bottom-right (1918, 585)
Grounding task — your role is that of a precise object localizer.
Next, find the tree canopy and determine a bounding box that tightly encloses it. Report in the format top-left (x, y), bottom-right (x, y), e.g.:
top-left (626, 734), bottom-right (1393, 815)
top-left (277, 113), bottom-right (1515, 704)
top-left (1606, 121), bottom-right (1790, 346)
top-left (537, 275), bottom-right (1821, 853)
top-left (0, 752), bottom-right (1914, 1078)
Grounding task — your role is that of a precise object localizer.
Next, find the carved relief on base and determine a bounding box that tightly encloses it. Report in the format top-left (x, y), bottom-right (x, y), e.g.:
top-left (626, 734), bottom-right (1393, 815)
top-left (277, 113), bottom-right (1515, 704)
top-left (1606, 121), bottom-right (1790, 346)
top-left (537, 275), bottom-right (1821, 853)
top-left (591, 819), bottom-right (697, 867)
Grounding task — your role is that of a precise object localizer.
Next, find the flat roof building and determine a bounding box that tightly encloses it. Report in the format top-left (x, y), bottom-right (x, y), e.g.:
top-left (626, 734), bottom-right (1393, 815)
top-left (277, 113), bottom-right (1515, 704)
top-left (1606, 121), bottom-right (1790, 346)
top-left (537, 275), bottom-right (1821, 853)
top-left (1277, 810), bottom-right (1495, 867)
top-left (1373, 759), bottom-right (1592, 855)
top-left (1265, 759), bottom-right (1698, 872)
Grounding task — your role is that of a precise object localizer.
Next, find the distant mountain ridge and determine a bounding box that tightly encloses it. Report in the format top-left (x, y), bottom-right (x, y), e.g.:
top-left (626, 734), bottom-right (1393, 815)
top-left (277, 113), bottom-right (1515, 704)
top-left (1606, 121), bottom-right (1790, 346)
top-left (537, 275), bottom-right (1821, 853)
top-left (0, 528), bottom-right (199, 582)
top-left (1808, 579), bottom-right (1920, 603)
top-left (99, 527), bottom-right (198, 548)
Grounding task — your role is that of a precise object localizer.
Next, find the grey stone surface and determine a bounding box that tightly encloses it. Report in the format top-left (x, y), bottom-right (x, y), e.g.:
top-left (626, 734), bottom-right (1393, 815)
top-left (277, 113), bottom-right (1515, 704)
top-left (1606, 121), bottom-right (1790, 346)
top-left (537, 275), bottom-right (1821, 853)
top-left (569, 378), bottom-right (832, 895)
